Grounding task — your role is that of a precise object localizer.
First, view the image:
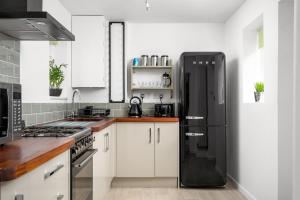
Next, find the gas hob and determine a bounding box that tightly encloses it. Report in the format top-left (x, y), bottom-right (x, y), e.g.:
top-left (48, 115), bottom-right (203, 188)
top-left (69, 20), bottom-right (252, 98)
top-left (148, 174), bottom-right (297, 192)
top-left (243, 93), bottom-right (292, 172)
top-left (21, 126), bottom-right (91, 140)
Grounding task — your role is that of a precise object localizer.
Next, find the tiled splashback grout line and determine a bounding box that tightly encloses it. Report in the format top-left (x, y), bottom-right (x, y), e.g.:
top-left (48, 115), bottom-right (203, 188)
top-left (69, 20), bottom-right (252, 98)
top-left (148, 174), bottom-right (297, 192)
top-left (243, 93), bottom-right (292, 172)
top-left (22, 103), bottom-right (158, 126)
top-left (0, 34), bottom-right (20, 84)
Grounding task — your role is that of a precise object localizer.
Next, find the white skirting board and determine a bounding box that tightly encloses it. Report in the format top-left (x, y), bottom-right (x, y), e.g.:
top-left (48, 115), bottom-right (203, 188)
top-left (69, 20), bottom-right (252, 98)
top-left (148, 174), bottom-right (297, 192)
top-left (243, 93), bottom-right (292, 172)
top-left (227, 174), bottom-right (257, 200)
top-left (111, 177), bottom-right (178, 188)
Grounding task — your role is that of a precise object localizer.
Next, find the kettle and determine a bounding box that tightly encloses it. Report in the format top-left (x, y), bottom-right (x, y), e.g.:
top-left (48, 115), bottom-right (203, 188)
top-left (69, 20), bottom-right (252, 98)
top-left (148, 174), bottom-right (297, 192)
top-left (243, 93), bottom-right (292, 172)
top-left (128, 96), bottom-right (143, 117)
top-left (162, 72), bottom-right (172, 87)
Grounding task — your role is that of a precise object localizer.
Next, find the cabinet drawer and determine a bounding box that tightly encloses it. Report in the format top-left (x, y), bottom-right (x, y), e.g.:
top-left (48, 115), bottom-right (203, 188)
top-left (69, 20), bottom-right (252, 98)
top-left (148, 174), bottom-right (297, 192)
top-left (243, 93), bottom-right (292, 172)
top-left (1, 150), bottom-right (70, 200)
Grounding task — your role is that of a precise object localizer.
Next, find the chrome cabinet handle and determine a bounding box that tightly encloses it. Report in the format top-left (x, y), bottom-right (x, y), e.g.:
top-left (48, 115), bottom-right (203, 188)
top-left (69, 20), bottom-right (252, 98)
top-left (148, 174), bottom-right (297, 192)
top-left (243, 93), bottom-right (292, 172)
top-left (57, 194), bottom-right (64, 200)
top-left (186, 116), bottom-right (204, 120)
top-left (105, 133), bottom-right (109, 152)
top-left (106, 133), bottom-right (110, 151)
top-left (73, 149), bottom-right (98, 168)
top-left (44, 164), bottom-right (64, 179)
top-left (15, 194), bottom-right (24, 200)
top-left (103, 133), bottom-right (108, 152)
top-left (157, 128), bottom-right (160, 144)
top-left (185, 133), bottom-right (204, 137)
top-left (149, 128), bottom-right (152, 144)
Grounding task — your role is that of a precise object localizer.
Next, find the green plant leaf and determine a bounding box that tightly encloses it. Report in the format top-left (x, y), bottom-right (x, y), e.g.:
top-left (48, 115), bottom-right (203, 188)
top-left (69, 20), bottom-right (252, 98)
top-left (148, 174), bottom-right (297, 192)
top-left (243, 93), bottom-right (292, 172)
top-left (49, 58), bottom-right (67, 88)
top-left (254, 82), bottom-right (264, 93)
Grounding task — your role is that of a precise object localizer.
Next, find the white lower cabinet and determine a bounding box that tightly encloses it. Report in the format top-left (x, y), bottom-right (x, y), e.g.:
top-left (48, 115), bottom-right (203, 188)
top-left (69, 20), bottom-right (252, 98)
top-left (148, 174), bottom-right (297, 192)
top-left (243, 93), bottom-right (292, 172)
top-left (154, 123), bottom-right (179, 177)
top-left (116, 123), bottom-right (155, 177)
top-left (116, 122), bottom-right (179, 178)
top-left (1, 150), bottom-right (70, 200)
top-left (93, 124), bottom-right (116, 200)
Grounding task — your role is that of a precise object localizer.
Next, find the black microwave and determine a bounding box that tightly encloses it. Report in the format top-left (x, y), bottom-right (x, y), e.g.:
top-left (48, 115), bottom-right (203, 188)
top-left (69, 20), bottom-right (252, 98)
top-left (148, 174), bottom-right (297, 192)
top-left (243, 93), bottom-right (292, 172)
top-left (0, 82), bottom-right (22, 145)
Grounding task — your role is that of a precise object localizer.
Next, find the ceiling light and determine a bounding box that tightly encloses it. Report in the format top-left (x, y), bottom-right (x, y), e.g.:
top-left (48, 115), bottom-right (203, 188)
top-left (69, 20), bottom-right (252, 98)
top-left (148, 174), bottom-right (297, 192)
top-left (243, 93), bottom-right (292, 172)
top-left (145, 0), bottom-right (150, 11)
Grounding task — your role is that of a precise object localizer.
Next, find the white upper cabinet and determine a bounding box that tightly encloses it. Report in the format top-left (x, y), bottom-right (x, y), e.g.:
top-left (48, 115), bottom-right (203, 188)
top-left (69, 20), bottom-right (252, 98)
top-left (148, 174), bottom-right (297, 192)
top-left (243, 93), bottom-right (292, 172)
top-left (71, 16), bottom-right (106, 88)
top-left (42, 0), bottom-right (72, 31)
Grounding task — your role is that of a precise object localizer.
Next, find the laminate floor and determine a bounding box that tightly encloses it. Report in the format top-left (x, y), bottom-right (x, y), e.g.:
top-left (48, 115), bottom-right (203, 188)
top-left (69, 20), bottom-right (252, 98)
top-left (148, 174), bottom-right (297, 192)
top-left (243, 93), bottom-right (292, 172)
top-left (104, 180), bottom-right (247, 200)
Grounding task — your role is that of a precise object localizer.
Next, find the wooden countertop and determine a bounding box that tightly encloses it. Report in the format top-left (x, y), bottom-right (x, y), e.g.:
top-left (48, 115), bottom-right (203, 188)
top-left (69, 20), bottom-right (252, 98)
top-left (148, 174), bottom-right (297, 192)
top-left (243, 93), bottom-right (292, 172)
top-left (89, 118), bottom-right (116, 132)
top-left (0, 137), bottom-right (74, 182)
top-left (0, 116), bottom-right (178, 181)
top-left (89, 117), bottom-right (179, 132)
top-left (116, 117), bottom-right (179, 123)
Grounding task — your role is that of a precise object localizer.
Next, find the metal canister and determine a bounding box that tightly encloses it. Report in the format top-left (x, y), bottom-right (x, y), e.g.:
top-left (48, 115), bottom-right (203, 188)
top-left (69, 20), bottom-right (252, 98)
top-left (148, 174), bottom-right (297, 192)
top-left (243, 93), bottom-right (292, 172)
top-left (141, 55), bottom-right (149, 66)
top-left (151, 55), bottom-right (159, 66)
top-left (161, 55), bottom-right (169, 66)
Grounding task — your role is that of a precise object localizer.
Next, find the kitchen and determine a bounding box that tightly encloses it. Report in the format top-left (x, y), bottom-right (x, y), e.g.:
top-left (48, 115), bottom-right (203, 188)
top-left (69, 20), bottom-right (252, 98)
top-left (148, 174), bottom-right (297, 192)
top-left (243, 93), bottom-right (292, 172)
top-left (0, 0), bottom-right (299, 200)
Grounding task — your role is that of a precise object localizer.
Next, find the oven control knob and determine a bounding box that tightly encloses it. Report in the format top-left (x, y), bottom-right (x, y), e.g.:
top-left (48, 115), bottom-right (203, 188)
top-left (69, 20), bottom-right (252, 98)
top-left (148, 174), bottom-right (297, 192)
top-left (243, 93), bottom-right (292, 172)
top-left (71, 148), bottom-right (76, 155)
top-left (75, 146), bottom-right (80, 154)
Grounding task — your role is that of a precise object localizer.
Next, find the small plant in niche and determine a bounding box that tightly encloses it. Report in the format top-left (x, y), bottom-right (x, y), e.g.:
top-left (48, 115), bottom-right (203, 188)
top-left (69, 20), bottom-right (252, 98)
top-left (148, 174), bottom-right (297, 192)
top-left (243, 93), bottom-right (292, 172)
top-left (49, 58), bottom-right (67, 97)
top-left (254, 82), bottom-right (264, 102)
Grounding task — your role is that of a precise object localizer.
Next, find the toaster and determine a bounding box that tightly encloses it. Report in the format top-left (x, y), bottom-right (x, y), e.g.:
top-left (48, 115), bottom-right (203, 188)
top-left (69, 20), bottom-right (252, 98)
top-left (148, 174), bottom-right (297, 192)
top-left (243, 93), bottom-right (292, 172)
top-left (154, 104), bottom-right (175, 117)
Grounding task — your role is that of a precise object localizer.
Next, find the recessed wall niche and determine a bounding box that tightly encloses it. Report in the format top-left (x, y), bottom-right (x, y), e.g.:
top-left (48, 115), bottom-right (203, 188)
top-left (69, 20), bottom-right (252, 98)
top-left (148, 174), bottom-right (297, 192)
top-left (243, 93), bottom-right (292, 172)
top-left (49, 41), bottom-right (69, 98)
top-left (242, 15), bottom-right (264, 103)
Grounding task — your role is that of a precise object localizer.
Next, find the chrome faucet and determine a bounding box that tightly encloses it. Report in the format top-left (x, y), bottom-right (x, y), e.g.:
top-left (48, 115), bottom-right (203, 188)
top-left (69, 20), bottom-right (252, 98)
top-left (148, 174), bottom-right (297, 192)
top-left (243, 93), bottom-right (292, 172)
top-left (71, 89), bottom-right (81, 118)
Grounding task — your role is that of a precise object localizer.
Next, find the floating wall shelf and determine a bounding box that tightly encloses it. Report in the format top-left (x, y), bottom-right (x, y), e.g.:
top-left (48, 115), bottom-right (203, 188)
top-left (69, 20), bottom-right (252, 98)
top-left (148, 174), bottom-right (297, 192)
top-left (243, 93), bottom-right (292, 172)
top-left (130, 65), bottom-right (175, 98)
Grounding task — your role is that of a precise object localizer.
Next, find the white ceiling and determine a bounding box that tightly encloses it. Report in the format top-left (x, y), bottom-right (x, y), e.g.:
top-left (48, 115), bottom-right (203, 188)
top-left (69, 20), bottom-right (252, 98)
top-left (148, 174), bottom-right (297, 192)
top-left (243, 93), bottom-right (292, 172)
top-left (59, 0), bottom-right (246, 22)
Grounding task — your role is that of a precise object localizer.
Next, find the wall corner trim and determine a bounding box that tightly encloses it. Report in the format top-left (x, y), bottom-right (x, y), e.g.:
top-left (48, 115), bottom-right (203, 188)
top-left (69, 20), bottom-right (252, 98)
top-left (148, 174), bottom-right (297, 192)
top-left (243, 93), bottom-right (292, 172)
top-left (227, 174), bottom-right (258, 200)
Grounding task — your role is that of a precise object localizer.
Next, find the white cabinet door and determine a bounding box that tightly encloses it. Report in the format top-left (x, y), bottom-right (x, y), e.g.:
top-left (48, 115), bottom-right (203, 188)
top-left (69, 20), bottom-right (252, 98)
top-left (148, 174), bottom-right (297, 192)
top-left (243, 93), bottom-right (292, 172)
top-left (0, 172), bottom-right (32, 200)
top-left (154, 123), bottom-right (179, 177)
top-left (1, 150), bottom-right (70, 200)
top-left (41, 151), bottom-right (70, 200)
top-left (93, 125), bottom-right (116, 200)
top-left (117, 123), bottom-right (155, 177)
top-left (72, 16), bottom-right (106, 88)
top-left (93, 129), bottom-right (108, 200)
top-left (108, 124), bottom-right (117, 179)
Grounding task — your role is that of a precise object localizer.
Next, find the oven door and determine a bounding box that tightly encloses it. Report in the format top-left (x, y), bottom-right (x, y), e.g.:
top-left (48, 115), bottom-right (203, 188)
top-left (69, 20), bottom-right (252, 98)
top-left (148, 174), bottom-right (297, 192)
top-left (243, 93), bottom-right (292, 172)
top-left (72, 148), bottom-right (98, 200)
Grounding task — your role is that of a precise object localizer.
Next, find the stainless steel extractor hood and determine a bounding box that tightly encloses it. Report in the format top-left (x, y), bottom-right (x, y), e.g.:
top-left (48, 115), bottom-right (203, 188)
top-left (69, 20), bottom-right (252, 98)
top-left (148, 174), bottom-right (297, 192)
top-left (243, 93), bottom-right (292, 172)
top-left (0, 0), bottom-right (75, 41)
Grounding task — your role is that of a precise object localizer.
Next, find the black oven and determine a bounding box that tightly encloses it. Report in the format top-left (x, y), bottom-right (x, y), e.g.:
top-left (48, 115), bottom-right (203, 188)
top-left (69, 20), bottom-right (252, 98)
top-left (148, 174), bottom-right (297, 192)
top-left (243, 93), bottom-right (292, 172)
top-left (71, 133), bottom-right (97, 200)
top-left (0, 82), bottom-right (21, 145)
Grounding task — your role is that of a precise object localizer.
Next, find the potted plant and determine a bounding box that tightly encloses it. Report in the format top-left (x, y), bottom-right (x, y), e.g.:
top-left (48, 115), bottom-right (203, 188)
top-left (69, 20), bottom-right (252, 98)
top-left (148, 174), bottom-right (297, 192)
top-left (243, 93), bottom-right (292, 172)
top-left (254, 82), bottom-right (264, 102)
top-left (49, 58), bottom-right (67, 97)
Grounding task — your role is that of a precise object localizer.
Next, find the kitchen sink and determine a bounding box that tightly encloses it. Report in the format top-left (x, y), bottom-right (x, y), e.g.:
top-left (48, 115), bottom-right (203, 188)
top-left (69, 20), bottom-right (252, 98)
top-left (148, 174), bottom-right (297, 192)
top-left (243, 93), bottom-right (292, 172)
top-left (65, 117), bottom-right (103, 122)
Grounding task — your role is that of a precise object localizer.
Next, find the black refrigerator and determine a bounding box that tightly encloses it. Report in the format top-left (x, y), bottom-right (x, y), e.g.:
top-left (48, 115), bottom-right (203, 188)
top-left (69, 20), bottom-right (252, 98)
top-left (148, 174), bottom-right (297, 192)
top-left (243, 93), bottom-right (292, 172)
top-left (178, 52), bottom-right (226, 187)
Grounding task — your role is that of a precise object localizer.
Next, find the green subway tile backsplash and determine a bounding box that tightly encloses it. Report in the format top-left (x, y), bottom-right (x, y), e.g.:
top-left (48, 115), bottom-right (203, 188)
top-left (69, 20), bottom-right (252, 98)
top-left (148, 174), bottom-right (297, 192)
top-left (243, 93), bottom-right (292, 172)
top-left (0, 35), bottom-right (20, 84)
top-left (22, 102), bottom-right (158, 126)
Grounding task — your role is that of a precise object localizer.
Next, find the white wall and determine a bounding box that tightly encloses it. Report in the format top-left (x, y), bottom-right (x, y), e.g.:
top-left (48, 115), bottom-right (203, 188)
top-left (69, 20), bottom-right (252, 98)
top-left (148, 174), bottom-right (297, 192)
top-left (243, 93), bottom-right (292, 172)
top-left (79, 22), bottom-right (225, 103)
top-left (128, 23), bottom-right (225, 103)
top-left (225, 0), bottom-right (278, 199)
top-left (278, 1), bottom-right (294, 199)
top-left (21, 0), bottom-right (73, 103)
top-left (43, 0), bottom-right (72, 31)
top-left (21, 21), bottom-right (225, 103)
top-left (293, 0), bottom-right (300, 199)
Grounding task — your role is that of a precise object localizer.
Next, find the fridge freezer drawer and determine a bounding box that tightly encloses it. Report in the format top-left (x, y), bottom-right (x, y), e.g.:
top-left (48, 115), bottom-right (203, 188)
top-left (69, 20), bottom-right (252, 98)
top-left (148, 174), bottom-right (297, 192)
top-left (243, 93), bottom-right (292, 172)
top-left (180, 126), bottom-right (227, 187)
